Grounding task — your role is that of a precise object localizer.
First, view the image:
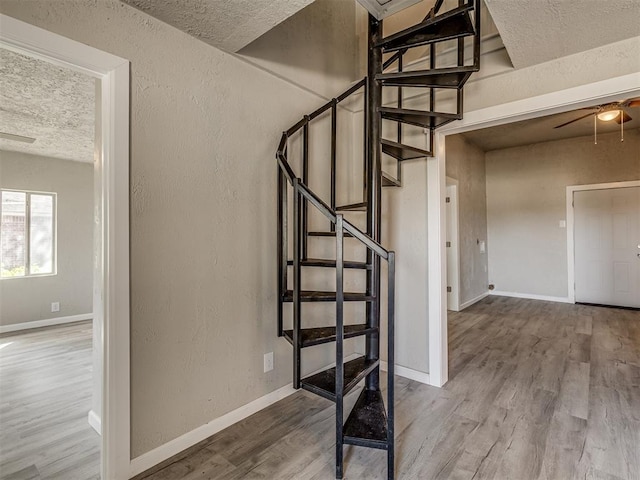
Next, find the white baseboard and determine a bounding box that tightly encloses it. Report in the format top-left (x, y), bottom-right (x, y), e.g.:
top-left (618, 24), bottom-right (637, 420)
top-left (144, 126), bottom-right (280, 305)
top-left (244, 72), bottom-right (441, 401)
top-left (128, 352), bottom-right (361, 478)
top-left (129, 383), bottom-right (296, 477)
top-left (88, 409), bottom-right (101, 435)
top-left (490, 291), bottom-right (572, 304)
top-left (459, 291), bottom-right (490, 311)
top-left (380, 361), bottom-right (432, 386)
top-left (0, 313), bottom-right (93, 334)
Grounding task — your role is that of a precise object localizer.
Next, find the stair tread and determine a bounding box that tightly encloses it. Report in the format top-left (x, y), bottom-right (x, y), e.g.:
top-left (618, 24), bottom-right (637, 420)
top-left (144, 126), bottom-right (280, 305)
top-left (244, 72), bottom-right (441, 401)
top-left (283, 290), bottom-right (374, 302)
top-left (287, 258), bottom-right (369, 269)
top-left (377, 3), bottom-right (475, 52)
top-left (380, 107), bottom-right (461, 130)
top-left (308, 231), bottom-right (354, 237)
top-left (283, 325), bottom-right (378, 348)
top-left (301, 356), bottom-right (379, 402)
top-left (336, 202), bottom-right (367, 212)
top-left (377, 66), bottom-right (476, 89)
top-left (381, 171), bottom-right (401, 188)
top-left (381, 139), bottom-right (432, 161)
top-left (343, 388), bottom-right (389, 449)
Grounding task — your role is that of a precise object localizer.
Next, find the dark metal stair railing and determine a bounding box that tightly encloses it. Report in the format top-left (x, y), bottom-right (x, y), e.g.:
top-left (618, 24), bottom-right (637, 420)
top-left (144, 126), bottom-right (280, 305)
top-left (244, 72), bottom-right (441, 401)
top-left (280, 169), bottom-right (396, 480)
top-left (276, 78), bottom-right (366, 340)
top-left (277, 101), bottom-right (395, 476)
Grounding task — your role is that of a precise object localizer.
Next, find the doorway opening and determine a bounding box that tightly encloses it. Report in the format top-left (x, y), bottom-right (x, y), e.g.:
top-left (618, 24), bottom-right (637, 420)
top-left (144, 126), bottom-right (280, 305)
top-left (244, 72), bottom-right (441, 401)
top-left (445, 178), bottom-right (460, 312)
top-left (0, 14), bottom-right (131, 479)
top-left (427, 73), bottom-right (640, 386)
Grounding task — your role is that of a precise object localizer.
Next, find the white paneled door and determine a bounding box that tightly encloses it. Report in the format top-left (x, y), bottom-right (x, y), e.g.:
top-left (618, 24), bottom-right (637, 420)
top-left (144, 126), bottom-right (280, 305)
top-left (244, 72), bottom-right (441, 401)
top-left (574, 186), bottom-right (640, 308)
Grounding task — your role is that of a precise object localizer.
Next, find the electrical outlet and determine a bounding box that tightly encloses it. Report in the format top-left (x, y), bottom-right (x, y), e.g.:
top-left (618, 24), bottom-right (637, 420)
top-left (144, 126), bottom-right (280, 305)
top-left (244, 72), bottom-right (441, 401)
top-left (51, 302), bottom-right (60, 313)
top-left (264, 352), bottom-right (274, 372)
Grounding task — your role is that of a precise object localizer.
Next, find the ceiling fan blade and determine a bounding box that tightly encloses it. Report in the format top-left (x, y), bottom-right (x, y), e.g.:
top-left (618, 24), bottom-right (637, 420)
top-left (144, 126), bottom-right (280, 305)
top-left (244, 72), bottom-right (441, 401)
top-left (554, 112), bottom-right (594, 129)
top-left (615, 112), bottom-right (632, 124)
top-left (626, 99), bottom-right (640, 108)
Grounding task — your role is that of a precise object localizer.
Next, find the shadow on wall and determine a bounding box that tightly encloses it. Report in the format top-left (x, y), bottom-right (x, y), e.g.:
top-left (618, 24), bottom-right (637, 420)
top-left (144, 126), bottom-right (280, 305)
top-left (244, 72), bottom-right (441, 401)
top-left (238, 0), bottom-right (359, 99)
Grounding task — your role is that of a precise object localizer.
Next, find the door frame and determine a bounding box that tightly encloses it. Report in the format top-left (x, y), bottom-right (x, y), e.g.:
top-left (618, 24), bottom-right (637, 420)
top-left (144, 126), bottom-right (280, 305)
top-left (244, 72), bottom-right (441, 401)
top-left (426, 73), bottom-right (640, 387)
top-left (445, 178), bottom-right (460, 312)
top-left (0, 14), bottom-right (131, 480)
top-left (566, 180), bottom-right (640, 304)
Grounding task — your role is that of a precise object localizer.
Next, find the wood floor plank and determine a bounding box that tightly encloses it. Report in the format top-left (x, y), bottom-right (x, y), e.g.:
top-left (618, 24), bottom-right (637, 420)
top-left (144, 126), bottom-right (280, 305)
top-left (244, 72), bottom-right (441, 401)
top-left (0, 322), bottom-right (99, 480)
top-left (136, 297), bottom-right (639, 480)
top-left (6, 298), bottom-right (638, 480)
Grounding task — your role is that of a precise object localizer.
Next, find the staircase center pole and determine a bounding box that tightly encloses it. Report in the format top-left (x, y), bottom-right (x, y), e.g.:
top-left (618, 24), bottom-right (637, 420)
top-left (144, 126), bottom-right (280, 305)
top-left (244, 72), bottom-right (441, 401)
top-left (366, 14), bottom-right (383, 391)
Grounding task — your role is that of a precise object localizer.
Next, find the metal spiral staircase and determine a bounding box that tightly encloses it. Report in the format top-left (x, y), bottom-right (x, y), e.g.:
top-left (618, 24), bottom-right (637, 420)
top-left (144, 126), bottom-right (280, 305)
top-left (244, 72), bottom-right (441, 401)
top-left (276, 1), bottom-right (481, 478)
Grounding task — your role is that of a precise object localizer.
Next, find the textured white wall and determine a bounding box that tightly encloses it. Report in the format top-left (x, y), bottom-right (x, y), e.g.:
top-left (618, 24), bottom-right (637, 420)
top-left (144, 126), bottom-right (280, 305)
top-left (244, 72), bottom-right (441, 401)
top-left (0, 151), bottom-right (93, 325)
top-left (486, 129), bottom-right (640, 298)
top-left (0, 0), bottom-right (361, 458)
top-left (445, 135), bottom-right (488, 305)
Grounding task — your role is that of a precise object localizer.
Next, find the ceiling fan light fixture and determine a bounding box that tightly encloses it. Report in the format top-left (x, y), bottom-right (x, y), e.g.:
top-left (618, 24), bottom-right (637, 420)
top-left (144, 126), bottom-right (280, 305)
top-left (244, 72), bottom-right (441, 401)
top-left (597, 109), bottom-right (621, 121)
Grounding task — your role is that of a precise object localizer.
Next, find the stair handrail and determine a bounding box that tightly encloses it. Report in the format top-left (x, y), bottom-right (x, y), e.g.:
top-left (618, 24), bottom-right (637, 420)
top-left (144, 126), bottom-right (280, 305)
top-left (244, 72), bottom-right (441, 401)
top-left (276, 80), bottom-right (396, 459)
top-left (295, 181), bottom-right (390, 260)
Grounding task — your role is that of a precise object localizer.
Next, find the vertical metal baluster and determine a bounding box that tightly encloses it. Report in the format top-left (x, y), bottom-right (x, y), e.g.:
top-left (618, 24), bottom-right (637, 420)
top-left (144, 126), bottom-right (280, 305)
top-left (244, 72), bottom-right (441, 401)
top-left (331, 100), bottom-right (337, 231)
top-left (302, 118), bottom-right (309, 260)
top-left (277, 166), bottom-right (284, 337)
top-left (335, 214), bottom-right (345, 479)
top-left (387, 251), bottom-right (395, 480)
top-left (292, 179), bottom-right (302, 389)
top-left (397, 54), bottom-right (403, 184)
top-left (474, 0), bottom-right (481, 69)
top-left (457, 0), bottom-right (465, 117)
top-left (363, 81), bottom-right (368, 205)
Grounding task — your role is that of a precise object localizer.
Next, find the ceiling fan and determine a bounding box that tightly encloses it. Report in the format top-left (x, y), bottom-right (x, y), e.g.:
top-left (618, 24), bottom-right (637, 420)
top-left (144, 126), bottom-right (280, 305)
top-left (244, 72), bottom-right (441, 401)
top-left (554, 97), bottom-right (640, 129)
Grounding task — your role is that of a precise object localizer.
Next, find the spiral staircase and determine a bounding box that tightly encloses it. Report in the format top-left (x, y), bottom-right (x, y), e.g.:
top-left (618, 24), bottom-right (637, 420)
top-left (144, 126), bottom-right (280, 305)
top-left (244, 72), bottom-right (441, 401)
top-left (276, 1), bottom-right (481, 478)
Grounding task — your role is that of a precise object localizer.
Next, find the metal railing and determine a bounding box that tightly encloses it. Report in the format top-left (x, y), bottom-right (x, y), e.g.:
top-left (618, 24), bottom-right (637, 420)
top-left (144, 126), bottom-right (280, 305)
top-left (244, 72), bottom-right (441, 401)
top-left (276, 78), bottom-right (396, 477)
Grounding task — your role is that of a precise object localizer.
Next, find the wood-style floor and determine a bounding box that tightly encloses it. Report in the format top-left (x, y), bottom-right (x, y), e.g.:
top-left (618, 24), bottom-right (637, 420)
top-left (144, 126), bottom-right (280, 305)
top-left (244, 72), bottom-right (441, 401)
top-left (0, 321), bottom-right (100, 480)
top-left (139, 296), bottom-right (640, 480)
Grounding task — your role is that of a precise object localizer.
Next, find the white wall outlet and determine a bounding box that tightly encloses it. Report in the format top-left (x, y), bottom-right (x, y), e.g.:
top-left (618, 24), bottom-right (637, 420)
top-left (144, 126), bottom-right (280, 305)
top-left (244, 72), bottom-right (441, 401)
top-left (51, 302), bottom-right (60, 312)
top-left (264, 352), bottom-right (274, 372)
top-left (559, 220), bottom-right (566, 228)
top-left (479, 241), bottom-right (486, 253)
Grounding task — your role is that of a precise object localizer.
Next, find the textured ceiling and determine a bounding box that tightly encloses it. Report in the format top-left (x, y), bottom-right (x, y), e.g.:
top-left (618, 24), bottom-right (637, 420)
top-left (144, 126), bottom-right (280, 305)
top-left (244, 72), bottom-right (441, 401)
top-left (0, 48), bottom-right (95, 163)
top-left (121, 0), bottom-right (316, 52)
top-left (461, 101), bottom-right (640, 152)
top-left (485, 0), bottom-right (640, 69)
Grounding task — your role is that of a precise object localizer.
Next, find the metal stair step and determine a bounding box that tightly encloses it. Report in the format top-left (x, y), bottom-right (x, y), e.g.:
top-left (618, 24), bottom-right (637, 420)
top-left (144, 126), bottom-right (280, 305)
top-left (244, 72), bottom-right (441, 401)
top-left (380, 107), bottom-right (461, 129)
top-left (287, 258), bottom-right (370, 269)
top-left (343, 388), bottom-right (389, 450)
top-left (376, 66), bottom-right (476, 89)
top-left (308, 231), bottom-right (354, 237)
top-left (381, 139), bottom-right (432, 161)
top-left (283, 325), bottom-right (378, 348)
top-left (336, 202), bottom-right (368, 212)
top-left (381, 172), bottom-right (401, 188)
top-left (377, 3), bottom-right (475, 52)
top-left (283, 290), bottom-right (374, 302)
top-left (301, 356), bottom-right (379, 402)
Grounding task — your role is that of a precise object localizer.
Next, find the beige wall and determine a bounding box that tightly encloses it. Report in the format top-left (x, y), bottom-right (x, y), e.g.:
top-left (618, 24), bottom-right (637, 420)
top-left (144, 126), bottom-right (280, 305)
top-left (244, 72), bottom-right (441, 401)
top-left (486, 128), bottom-right (640, 298)
top-left (445, 135), bottom-right (489, 305)
top-left (0, 151), bottom-right (93, 325)
top-left (0, 0), bottom-right (361, 458)
top-left (239, 0), bottom-right (358, 99)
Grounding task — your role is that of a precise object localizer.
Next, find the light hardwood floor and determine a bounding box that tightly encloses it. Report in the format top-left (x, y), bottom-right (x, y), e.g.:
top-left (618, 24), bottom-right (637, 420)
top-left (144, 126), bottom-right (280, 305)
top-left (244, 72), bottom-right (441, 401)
top-left (138, 297), bottom-right (639, 480)
top-left (0, 321), bottom-right (100, 480)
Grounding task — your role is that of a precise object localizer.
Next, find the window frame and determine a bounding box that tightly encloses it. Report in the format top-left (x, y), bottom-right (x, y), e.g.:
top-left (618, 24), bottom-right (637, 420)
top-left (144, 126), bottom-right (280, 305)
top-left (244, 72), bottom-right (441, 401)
top-left (0, 188), bottom-right (57, 279)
